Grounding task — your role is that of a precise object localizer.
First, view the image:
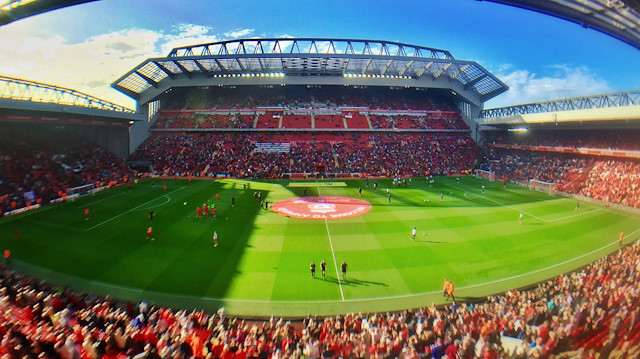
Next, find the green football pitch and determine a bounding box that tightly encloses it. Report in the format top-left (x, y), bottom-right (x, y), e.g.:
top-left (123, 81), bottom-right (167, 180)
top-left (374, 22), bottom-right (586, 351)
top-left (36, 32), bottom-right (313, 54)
top-left (1, 177), bottom-right (638, 317)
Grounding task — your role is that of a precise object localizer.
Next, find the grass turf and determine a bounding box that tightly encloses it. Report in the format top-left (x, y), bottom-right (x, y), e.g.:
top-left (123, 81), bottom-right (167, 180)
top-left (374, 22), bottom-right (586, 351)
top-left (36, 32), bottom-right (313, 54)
top-left (1, 176), bottom-right (638, 317)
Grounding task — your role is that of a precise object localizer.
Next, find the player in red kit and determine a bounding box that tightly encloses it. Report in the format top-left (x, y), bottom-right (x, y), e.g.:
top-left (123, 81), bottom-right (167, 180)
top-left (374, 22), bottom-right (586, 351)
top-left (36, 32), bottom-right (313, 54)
top-left (146, 226), bottom-right (154, 241)
top-left (84, 208), bottom-right (90, 221)
top-left (196, 206), bottom-right (203, 218)
top-left (212, 206), bottom-right (217, 217)
top-left (203, 204), bottom-right (210, 217)
top-left (215, 193), bottom-right (220, 200)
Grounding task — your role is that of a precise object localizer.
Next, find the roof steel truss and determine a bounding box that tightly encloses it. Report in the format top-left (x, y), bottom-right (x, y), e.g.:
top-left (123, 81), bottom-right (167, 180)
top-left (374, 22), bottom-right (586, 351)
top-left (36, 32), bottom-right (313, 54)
top-left (0, 75), bottom-right (133, 112)
top-left (481, 89), bottom-right (640, 117)
top-left (113, 38), bottom-right (507, 105)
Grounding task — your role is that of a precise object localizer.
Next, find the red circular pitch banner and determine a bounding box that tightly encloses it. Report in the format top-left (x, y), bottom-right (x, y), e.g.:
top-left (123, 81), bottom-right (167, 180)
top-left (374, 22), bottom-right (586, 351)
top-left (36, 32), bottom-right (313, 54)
top-left (271, 196), bottom-right (371, 220)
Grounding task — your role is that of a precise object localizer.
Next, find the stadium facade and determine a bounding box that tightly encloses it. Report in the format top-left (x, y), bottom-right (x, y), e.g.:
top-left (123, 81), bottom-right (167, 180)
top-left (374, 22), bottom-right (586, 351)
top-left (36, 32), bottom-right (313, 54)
top-left (112, 38), bottom-right (508, 153)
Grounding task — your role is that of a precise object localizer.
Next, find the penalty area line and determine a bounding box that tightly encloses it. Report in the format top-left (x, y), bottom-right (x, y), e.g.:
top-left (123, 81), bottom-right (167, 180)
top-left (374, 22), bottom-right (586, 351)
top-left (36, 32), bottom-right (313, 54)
top-left (457, 186), bottom-right (548, 222)
top-left (85, 186), bottom-right (185, 231)
top-left (456, 184), bottom-right (601, 223)
top-left (76, 192), bottom-right (126, 208)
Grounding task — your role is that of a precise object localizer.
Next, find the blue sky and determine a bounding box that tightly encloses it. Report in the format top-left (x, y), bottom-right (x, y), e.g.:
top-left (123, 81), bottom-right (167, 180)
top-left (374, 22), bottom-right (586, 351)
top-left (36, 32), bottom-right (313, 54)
top-left (0, 0), bottom-right (638, 109)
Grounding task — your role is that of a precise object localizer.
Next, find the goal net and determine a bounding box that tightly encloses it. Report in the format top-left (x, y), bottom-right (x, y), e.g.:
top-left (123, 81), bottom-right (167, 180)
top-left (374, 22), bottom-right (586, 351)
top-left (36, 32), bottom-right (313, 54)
top-left (476, 169), bottom-right (496, 181)
top-left (529, 179), bottom-right (556, 194)
top-left (66, 183), bottom-right (97, 200)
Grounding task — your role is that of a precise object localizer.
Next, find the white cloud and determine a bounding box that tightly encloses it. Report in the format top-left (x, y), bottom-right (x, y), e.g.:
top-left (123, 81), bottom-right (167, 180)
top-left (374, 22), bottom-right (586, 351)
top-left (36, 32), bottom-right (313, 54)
top-left (159, 24), bottom-right (218, 55)
top-left (0, 23), bottom-right (221, 109)
top-left (224, 28), bottom-right (254, 39)
top-left (485, 65), bottom-right (611, 108)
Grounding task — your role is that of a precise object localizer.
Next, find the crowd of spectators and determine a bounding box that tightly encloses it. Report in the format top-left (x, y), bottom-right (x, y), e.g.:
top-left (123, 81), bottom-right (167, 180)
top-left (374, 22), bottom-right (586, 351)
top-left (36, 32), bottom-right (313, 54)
top-left (152, 114), bottom-right (253, 130)
top-left (1, 236), bottom-right (639, 359)
top-left (367, 115), bottom-right (466, 131)
top-left (578, 160), bottom-right (640, 208)
top-left (479, 149), bottom-right (640, 208)
top-left (151, 112), bottom-right (467, 131)
top-left (0, 124), bottom-right (133, 216)
top-left (485, 131), bottom-right (640, 152)
top-left (159, 86), bottom-right (458, 113)
top-left (479, 150), bottom-right (592, 185)
top-left (129, 132), bottom-right (479, 178)
top-left (149, 86), bottom-right (466, 131)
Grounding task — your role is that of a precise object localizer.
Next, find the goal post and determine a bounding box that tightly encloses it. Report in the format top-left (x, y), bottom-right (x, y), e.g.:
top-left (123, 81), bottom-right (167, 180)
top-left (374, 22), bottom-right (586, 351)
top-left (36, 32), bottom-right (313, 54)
top-left (476, 169), bottom-right (496, 181)
top-left (529, 179), bottom-right (556, 194)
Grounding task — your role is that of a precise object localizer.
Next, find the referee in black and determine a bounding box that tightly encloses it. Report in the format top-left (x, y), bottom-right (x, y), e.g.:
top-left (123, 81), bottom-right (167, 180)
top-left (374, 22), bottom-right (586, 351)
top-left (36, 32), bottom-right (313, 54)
top-left (310, 261), bottom-right (316, 278)
top-left (341, 261), bottom-right (348, 279)
top-left (321, 260), bottom-right (327, 280)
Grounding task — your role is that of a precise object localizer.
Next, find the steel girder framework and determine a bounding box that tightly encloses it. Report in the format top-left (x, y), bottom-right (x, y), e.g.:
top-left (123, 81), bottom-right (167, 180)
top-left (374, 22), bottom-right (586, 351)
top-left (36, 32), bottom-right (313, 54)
top-left (484, 0), bottom-right (640, 50)
top-left (0, 76), bottom-right (134, 113)
top-left (481, 89), bottom-right (640, 117)
top-left (0, 0), bottom-right (96, 25)
top-left (112, 38), bottom-right (508, 106)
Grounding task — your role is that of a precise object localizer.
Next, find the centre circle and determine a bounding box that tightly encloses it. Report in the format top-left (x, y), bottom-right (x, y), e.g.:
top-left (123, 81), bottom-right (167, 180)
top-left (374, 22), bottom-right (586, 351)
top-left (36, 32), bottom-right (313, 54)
top-left (271, 196), bottom-right (372, 220)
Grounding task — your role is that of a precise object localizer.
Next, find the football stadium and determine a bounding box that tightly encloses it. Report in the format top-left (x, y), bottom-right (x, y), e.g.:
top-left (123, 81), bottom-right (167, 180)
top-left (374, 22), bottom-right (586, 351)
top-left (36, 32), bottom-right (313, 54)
top-left (1, 1), bottom-right (640, 358)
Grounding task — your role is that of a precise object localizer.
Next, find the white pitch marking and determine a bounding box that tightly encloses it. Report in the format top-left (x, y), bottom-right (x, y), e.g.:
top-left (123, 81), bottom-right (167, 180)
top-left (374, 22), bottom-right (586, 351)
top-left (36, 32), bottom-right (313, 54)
top-left (455, 185), bottom-right (600, 223)
top-left (317, 185), bottom-right (345, 301)
top-left (86, 187), bottom-right (185, 231)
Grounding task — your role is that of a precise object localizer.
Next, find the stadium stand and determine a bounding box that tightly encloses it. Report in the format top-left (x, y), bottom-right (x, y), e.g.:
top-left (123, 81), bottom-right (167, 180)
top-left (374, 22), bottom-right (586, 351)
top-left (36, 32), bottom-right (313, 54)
top-left (0, 123), bottom-right (134, 216)
top-left (480, 130), bottom-right (640, 208)
top-left (486, 130), bottom-right (640, 151)
top-left (144, 87), bottom-right (468, 131)
top-left (129, 132), bottom-right (478, 178)
top-left (344, 113), bottom-right (370, 129)
top-left (313, 115), bottom-right (344, 129)
top-left (130, 87), bottom-right (478, 181)
top-left (1, 239), bottom-right (638, 358)
top-left (256, 113), bottom-right (280, 129)
top-left (369, 115), bottom-right (393, 129)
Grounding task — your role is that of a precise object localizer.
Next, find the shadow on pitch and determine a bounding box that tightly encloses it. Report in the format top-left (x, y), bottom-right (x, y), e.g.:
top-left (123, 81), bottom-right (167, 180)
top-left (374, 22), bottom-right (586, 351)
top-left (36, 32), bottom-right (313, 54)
top-left (318, 276), bottom-right (388, 287)
top-left (414, 239), bottom-right (443, 244)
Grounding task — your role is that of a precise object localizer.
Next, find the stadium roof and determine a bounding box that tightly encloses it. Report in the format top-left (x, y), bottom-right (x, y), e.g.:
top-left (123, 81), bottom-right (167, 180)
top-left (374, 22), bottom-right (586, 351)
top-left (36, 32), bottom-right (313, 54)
top-left (477, 89), bottom-right (640, 129)
top-left (112, 38), bottom-right (508, 108)
top-left (0, 75), bottom-right (134, 113)
top-left (0, 0), bottom-right (96, 25)
top-left (0, 75), bottom-right (144, 123)
top-left (484, 0), bottom-right (640, 50)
